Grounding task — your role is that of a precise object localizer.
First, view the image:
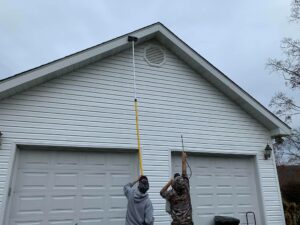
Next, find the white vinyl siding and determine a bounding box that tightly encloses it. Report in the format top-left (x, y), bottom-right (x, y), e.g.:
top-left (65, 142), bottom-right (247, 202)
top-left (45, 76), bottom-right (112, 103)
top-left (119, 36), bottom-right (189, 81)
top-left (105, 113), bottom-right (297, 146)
top-left (0, 40), bottom-right (284, 225)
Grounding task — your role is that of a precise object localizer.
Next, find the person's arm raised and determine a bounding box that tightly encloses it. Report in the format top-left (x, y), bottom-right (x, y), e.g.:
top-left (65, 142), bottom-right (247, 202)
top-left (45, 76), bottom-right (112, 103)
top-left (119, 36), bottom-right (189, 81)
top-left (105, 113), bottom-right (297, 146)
top-left (160, 179), bottom-right (173, 197)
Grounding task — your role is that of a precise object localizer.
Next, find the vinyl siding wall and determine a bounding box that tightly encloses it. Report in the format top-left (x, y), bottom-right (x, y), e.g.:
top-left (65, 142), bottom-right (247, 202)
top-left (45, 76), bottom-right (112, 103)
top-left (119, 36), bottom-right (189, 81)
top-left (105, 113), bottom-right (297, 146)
top-left (0, 40), bottom-right (284, 225)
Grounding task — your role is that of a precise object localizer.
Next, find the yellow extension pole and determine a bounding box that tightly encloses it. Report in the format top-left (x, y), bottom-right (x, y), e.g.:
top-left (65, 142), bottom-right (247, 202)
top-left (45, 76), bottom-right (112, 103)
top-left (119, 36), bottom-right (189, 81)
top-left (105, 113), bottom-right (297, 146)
top-left (134, 99), bottom-right (144, 175)
top-left (129, 35), bottom-right (144, 175)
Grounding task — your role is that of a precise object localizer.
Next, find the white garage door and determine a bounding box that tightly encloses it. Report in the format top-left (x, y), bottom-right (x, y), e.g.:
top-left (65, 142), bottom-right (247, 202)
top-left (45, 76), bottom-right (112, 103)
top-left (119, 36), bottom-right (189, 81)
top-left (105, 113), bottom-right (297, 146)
top-left (172, 153), bottom-right (261, 225)
top-left (6, 149), bottom-right (138, 225)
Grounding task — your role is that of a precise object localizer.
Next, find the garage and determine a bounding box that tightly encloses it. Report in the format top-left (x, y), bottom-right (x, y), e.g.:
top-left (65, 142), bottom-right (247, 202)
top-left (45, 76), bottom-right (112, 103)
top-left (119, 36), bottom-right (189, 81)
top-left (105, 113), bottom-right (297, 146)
top-left (0, 24), bottom-right (289, 224)
top-left (172, 153), bottom-right (262, 225)
top-left (5, 148), bottom-right (138, 225)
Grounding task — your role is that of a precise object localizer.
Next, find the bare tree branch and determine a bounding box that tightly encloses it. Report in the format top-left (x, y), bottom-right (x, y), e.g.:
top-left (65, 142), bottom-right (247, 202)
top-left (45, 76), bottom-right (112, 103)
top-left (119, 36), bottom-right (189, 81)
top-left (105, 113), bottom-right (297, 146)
top-left (290, 0), bottom-right (300, 22)
top-left (269, 92), bottom-right (300, 124)
top-left (273, 128), bottom-right (300, 165)
top-left (267, 38), bottom-right (300, 89)
top-left (267, 0), bottom-right (300, 165)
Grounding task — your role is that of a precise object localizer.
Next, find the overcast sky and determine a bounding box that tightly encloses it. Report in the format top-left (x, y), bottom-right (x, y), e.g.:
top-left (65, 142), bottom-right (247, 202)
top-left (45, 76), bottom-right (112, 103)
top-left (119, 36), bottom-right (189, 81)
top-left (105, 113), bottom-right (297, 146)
top-left (1, 0), bottom-right (299, 127)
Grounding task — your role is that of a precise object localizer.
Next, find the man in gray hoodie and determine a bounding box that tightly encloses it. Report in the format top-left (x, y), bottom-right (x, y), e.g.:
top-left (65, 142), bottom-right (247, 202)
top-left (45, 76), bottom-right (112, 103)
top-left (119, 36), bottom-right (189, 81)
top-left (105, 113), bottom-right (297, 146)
top-left (123, 176), bottom-right (154, 225)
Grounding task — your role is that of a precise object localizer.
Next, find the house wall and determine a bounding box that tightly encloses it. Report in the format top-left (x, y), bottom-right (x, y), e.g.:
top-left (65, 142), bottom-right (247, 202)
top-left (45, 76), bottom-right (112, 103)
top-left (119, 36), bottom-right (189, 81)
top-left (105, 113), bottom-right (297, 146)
top-left (0, 40), bottom-right (284, 224)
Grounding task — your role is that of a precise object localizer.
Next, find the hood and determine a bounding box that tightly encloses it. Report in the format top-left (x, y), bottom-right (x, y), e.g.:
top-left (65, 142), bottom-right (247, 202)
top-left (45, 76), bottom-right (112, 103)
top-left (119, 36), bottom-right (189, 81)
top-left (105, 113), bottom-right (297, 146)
top-left (172, 176), bottom-right (185, 194)
top-left (134, 189), bottom-right (148, 203)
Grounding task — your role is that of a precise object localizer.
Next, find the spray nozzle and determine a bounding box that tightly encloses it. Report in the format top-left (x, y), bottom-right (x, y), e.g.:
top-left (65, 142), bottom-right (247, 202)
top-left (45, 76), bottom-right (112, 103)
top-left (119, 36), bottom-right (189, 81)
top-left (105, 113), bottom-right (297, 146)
top-left (128, 36), bottom-right (138, 42)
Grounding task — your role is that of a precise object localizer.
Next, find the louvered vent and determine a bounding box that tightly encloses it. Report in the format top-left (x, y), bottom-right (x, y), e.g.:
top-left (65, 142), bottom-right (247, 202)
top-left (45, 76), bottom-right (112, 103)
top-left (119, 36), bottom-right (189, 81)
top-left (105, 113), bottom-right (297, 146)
top-left (144, 45), bottom-right (166, 67)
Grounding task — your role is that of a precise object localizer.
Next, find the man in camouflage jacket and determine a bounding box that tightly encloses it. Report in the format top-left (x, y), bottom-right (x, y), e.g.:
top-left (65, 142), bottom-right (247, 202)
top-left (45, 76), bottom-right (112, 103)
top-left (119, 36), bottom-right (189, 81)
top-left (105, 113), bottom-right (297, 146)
top-left (160, 152), bottom-right (193, 225)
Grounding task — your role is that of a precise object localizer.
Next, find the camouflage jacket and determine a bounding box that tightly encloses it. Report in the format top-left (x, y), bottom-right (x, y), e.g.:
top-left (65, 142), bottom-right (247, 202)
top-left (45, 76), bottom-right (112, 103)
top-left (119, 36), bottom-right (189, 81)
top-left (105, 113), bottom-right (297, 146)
top-left (161, 176), bottom-right (193, 225)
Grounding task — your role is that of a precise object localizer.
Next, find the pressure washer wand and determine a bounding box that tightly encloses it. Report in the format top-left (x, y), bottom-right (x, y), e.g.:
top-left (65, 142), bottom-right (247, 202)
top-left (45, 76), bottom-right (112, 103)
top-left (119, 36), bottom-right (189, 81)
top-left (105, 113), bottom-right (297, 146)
top-left (181, 134), bottom-right (185, 153)
top-left (181, 134), bottom-right (192, 178)
top-left (128, 36), bottom-right (144, 175)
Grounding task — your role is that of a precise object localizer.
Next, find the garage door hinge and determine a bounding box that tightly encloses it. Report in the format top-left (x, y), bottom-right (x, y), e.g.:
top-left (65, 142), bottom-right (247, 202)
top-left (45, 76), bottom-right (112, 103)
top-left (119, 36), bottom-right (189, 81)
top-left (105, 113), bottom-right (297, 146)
top-left (8, 187), bottom-right (11, 196)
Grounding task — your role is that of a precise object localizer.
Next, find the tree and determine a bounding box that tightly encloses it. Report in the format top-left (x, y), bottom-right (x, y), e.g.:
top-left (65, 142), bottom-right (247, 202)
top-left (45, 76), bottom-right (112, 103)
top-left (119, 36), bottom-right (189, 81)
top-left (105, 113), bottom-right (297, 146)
top-left (273, 128), bottom-right (300, 165)
top-left (267, 0), bottom-right (300, 165)
top-left (291, 0), bottom-right (300, 21)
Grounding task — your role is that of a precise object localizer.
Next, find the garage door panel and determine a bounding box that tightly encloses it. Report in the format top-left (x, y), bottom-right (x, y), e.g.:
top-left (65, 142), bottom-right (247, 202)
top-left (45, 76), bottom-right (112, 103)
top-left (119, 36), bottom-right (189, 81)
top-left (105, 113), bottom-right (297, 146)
top-left (234, 175), bottom-right (250, 184)
top-left (49, 189), bottom-right (78, 196)
top-left (108, 163), bottom-right (134, 172)
top-left (55, 151), bottom-right (79, 165)
top-left (10, 195), bottom-right (45, 218)
top-left (78, 211), bottom-right (104, 221)
top-left (233, 160), bottom-right (250, 168)
top-left (48, 219), bottom-right (74, 225)
top-left (18, 151), bottom-right (51, 169)
top-left (7, 149), bottom-right (137, 225)
top-left (107, 154), bottom-right (134, 169)
top-left (80, 189), bottom-right (105, 196)
top-left (215, 175), bottom-right (234, 186)
top-left (80, 195), bottom-right (105, 210)
top-left (15, 171), bottom-right (49, 192)
top-left (17, 196), bottom-right (45, 213)
top-left (109, 188), bottom-right (126, 197)
top-left (48, 210), bottom-right (76, 220)
top-left (13, 219), bottom-right (44, 225)
top-left (236, 186), bottom-right (252, 195)
top-left (50, 195), bottom-right (77, 210)
top-left (83, 152), bottom-right (106, 163)
top-left (236, 194), bottom-right (252, 205)
top-left (107, 196), bottom-right (127, 211)
top-left (196, 193), bottom-right (213, 206)
top-left (108, 213), bottom-right (126, 225)
top-left (108, 208), bottom-right (126, 219)
top-left (82, 172), bottom-right (106, 187)
top-left (194, 174), bottom-right (213, 185)
top-left (53, 172), bottom-right (78, 188)
top-left (196, 215), bottom-right (213, 225)
top-left (214, 159), bottom-right (232, 169)
top-left (216, 193), bottom-right (234, 204)
top-left (194, 186), bottom-right (213, 193)
top-left (172, 153), bottom-right (261, 225)
top-left (196, 211), bottom-right (216, 224)
top-left (215, 186), bottom-right (234, 194)
top-left (78, 208), bottom-right (104, 216)
top-left (79, 218), bottom-right (103, 225)
top-left (79, 206), bottom-right (105, 216)
top-left (234, 167), bottom-right (250, 174)
top-left (196, 205), bottom-right (214, 214)
top-left (48, 208), bottom-right (76, 220)
top-left (77, 209), bottom-right (104, 221)
top-left (111, 173), bottom-right (132, 186)
top-left (216, 206), bottom-right (235, 214)
top-left (81, 163), bottom-right (106, 171)
top-left (11, 212), bottom-right (45, 224)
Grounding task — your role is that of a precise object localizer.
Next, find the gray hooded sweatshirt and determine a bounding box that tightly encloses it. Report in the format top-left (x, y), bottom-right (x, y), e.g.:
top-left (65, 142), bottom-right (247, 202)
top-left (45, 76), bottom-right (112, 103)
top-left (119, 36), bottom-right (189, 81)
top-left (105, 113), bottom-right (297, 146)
top-left (123, 182), bottom-right (154, 225)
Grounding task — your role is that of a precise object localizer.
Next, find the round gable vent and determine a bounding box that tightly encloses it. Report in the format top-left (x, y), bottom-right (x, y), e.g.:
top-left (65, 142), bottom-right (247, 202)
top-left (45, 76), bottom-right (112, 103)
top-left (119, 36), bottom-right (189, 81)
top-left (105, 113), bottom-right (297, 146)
top-left (144, 45), bottom-right (166, 67)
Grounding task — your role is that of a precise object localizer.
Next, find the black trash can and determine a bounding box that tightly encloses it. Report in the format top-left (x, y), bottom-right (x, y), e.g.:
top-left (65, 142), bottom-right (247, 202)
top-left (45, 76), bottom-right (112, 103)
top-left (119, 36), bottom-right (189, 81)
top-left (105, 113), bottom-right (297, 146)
top-left (214, 216), bottom-right (240, 225)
